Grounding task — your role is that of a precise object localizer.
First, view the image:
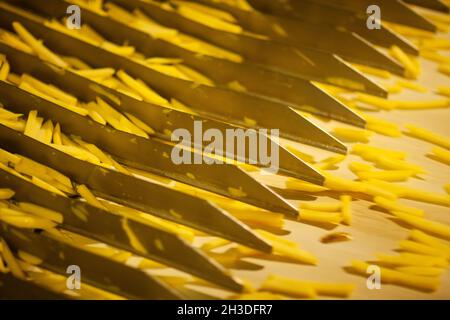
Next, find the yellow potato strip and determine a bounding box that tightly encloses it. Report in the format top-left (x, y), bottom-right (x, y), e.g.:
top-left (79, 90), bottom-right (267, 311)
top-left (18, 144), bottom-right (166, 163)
top-left (341, 195), bottom-right (352, 225)
top-left (351, 260), bottom-right (439, 292)
top-left (357, 170), bottom-right (414, 182)
top-left (1, 238), bottom-right (25, 279)
top-left (393, 212), bottom-right (450, 241)
top-left (404, 124), bottom-right (450, 149)
top-left (430, 147), bottom-right (450, 165)
top-left (374, 196), bottom-right (423, 217)
top-left (12, 22), bottom-right (68, 69)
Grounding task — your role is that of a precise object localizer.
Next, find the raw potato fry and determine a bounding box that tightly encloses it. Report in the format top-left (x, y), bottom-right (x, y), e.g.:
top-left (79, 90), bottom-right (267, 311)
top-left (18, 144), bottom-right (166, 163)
top-left (352, 144), bottom-right (406, 160)
top-left (285, 145), bottom-right (315, 163)
top-left (0, 59), bottom-right (9, 81)
top-left (396, 80), bottom-right (428, 93)
top-left (298, 209), bottom-right (342, 225)
top-left (375, 253), bottom-right (447, 268)
top-left (261, 274), bottom-right (354, 298)
top-left (356, 170), bottom-right (415, 182)
top-left (228, 209), bottom-right (284, 229)
top-left (0, 188), bottom-right (14, 200)
top-left (201, 238), bottom-right (231, 251)
top-left (76, 184), bottom-right (106, 210)
top-left (21, 74), bottom-right (78, 106)
top-left (389, 45), bottom-right (419, 79)
top-left (351, 260), bottom-right (439, 291)
top-left (340, 195), bottom-right (351, 225)
top-left (374, 196), bottom-right (424, 217)
top-left (438, 64), bottom-right (450, 77)
top-left (352, 63), bottom-right (391, 79)
top-left (12, 22), bottom-right (68, 69)
top-left (300, 202), bottom-right (342, 212)
top-left (429, 146), bottom-right (450, 165)
top-left (409, 230), bottom-right (450, 254)
top-left (398, 240), bottom-right (448, 258)
top-left (285, 179), bottom-right (328, 192)
top-left (124, 112), bottom-right (156, 135)
top-left (233, 291), bottom-right (285, 300)
top-left (369, 180), bottom-right (450, 207)
top-left (348, 162), bottom-right (373, 174)
top-left (1, 238), bottom-right (25, 279)
top-left (18, 250), bottom-right (42, 265)
top-left (116, 70), bottom-right (169, 106)
top-left (395, 266), bottom-right (444, 277)
top-left (332, 127), bottom-right (373, 143)
top-left (393, 212), bottom-right (450, 241)
top-left (437, 86), bottom-right (450, 97)
top-left (18, 202), bottom-right (63, 224)
top-left (260, 274), bottom-right (316, 298)
top-left (0, 207), bottom-right (57, 230)
top-left (75, 68), bottom-right (116, 80)
top-left (355, 93), bottom-right (396, 110)
top-left (404, 124), bottom-right (450, 150)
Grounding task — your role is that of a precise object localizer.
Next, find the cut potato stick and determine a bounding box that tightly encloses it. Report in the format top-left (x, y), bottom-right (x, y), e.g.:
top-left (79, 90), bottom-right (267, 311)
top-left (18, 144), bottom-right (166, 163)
top-left (352, 144), bottom-right (406, 160)
top-left (0, 207), bottom-right (57, 230)
top-left (1, 238), bottom-right (25, 279)
top-left (298, 209), bottom-right (342, 225)
top-left (300, 202), bottom-right (342, 212)
top-left (393, 212), bottom-right (450, 241)
top-left (351, 260), bottom-right (439, 291)
top-left (285, 179), bottom-right (328, 192)
top-left (404, 124), bottom-right (450, 149)
top-left (332, 127), bottom-right (372, 143)
top-left (340, 195), bottom-right (351, 225)
top-left (356, 170), bottom-right (414, 182)
top-left (17, 202), bottom-right (63, 224)
top-left (352, 63), bottom-right (391, 79)
top-left (0, 188), bottom-right (14, 200)
top-left (12, 22), bottom-right (68, 69)
top-left (409, 230), bottom-right (450, 254)
top-left (369, 180), bottom-right (450, 207)
top-left (375, 253), bottom-right (447, 268)
top-left (429, 146), bottom-right (450, 165)
top-left (389, 45), bottom-right (419, 79)
top-left (396, 80), bottom-right (428, 93)
top-left (374, 196), bottom-right (424, 217)
top-left (395, 266), bottom-right (444, 277)
top-left (398, 240), bottom-right (449, 258)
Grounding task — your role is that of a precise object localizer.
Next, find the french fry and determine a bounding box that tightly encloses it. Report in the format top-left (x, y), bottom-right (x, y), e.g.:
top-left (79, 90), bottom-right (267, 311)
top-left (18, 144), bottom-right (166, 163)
top-left (0, 207), bottom-right (57, 230)
top-left (299, 209), bottom-right (342, 225)
top-left (404, 124), bottom-right (450, 149)
top-left (341, 195), bottom-right (352, 225)
top-left (393, 212), bottom-right (450, 241)
top-left (332, 127), bottom-right (373, 143)
top-left (12, 22), bottom-right (68, 69)
top-left (356, 170), bottom-right (415, 182)
top-left (300, 202), bottom-right (342, 212)
top-left (18, 202), bottom-right (63, 224)
top-left (0, 188), bottom-right (14, 200)
top-left (1, 238), bottom-right (25, 279)
top-left (430, 146), bottom-right (450, 165)
top-left (374, 196), bottom-right (423, 217)
top-left (409, 230), bottom-right (450, 255)
top-left (389, 46), bottom-right (419, 79)
top-left (351, 260), bottom-right (439, 291)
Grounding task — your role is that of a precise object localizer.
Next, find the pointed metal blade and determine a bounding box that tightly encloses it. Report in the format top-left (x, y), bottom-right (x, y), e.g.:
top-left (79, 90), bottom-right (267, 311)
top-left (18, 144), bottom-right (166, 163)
top-left (1, 223), bottom-right (189, 298)
top-left (109, 0), bottom-right (386, 95)
top-left (245, 0), bottom-right (420, 56)
top-left (0, 122), bottom-right (274, 250)
top-left (0, 272), bottom-right (70, 299)
top-left (0, 5), bottom-right (350, 150)
top-left (0, 166), bottom-right (247, 290)
top-left (191, 0), bottom-right (405, 75)
top-left (308, 0), bottom-right (437, 32)
top-left (404, 0), bottom-right (449, 13)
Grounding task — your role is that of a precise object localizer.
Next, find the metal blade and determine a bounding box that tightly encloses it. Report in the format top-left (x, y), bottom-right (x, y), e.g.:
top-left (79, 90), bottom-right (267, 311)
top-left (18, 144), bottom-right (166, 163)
top-left (245, 0), bottom-right (419, 56)
top-left (0, 272), bottom-right (70, 299)
top-left (0, 167), bottom-right (246, 291)
top-left (0, 3), bottom-right (349, 152)
top-left (0, 222), bottom-right (186, 298)
top-left (30, 0), bottom-right (366, 125)
top-left (0, 122), bottom-right (275, 250)
top-left (191, 0), bottom-right (404, 74)
top-left (108, 0), bottom-right (386, 95)
top-left (404, 0), bottom-right (449, 13)
top-left (307, 0), bottom-right (437, 32)
top-left (0, 43), bottom-right (324, 183)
